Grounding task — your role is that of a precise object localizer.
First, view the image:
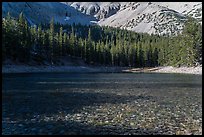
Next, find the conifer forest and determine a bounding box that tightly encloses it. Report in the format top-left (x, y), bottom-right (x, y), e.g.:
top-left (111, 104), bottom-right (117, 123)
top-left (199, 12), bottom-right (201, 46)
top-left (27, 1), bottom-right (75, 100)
top-left (2, 13), bottom-right (202, 67)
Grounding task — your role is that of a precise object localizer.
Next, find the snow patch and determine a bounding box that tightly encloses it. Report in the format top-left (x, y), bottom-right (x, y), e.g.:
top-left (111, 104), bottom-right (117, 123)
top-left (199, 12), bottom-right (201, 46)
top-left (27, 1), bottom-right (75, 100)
top-left (64, 16), bottom-right (70, 21)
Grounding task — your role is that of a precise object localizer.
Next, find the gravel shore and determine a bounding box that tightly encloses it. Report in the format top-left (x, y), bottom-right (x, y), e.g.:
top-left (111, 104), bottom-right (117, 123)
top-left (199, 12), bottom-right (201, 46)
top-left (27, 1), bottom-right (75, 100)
top-left (2, 65), bottom-right (202, 75)
top-left (154, 66), bottom-right (202, 75)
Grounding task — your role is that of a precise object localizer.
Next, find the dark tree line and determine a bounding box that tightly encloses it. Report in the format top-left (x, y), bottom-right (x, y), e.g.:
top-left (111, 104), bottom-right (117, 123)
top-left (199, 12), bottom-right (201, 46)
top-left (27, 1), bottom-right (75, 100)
top-left (2, 13), bottom-right (202, 67)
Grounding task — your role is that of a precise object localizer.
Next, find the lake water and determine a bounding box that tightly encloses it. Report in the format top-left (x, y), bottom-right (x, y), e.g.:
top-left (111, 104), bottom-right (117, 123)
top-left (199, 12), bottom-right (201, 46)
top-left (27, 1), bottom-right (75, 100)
top-left (2, 73), bottom-right (202, 135)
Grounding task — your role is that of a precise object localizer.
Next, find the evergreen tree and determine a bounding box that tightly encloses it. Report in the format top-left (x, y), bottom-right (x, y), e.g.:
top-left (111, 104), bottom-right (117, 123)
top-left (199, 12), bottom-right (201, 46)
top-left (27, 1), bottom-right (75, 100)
top-left (49, 17), bottom-right (54, 64)
top-left (17, 12), bottom-right (31, 62)
top-left (59, 26), bottom-right (63, 57)
top-left (69, 26), bottom-right (75, 56)
top-left (63, 32), bottom-right (68, 56)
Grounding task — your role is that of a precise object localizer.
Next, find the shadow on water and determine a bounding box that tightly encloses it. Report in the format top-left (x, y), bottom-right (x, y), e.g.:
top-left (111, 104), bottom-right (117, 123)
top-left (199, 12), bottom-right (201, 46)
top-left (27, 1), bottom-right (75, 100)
top-left (2, 91), bottom-right (154, 118)
top-left (3, 91), bottom-right (174, 135)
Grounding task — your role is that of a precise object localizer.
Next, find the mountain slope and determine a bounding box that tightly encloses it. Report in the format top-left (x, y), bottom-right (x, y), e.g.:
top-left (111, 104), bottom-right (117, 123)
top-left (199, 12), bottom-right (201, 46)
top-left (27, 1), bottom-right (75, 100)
top-left (2, 2), bottom-right (202, 35)
top-left (66, 2), bottom-right (202, 35)
top-left (98, 2), bottom-right (187, 35)
top-left (2, 2), bottom-right (97, 25)
top-left (155, 2), bottom-right (202, 23)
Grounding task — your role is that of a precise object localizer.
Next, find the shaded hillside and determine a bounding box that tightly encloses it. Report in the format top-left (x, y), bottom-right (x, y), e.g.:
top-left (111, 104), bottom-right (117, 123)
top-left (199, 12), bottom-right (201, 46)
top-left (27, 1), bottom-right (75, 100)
top-left (2, 2), bottom-right (97, 25)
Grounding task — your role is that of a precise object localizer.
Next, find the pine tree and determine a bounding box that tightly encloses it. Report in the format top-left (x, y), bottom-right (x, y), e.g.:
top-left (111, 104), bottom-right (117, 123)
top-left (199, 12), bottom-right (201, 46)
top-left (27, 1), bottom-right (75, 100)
top-left (110, 38), bottom-right (116, 66)
top-left (49, 17), bottom-right (54, 64)
top-left (78, 37), bottom-right (84, 58)
top-left (133, 43), bottom-right (138, 67)
top-left (2, 18), bottom-right (6, 61)
top-left (63, 32), bottom-right (68, 56)
top-left (37, 25), bottom-right (42, 56)
top-left (138, 42), bottom-right (144, 67)
top-left (96, 41), bottom-right (101, 64)
top-left (84, 39), bottom-right (87, 62)
top-left (87, 28), bottom-right (93, 63)
top-left (153, 47), bottom-right (159, 67)
top-left (17, 12), bottom-right (31, 62)
top-left (69, 26), bottom-right (75, 56)
top-left (59, 26), bottom-right (63, 57)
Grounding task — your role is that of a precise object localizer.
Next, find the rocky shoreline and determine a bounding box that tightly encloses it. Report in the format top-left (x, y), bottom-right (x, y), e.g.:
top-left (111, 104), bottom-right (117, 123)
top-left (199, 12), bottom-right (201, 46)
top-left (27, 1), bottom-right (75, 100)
top-left (154, 66), bottom-right (202, 75)
top-left (123, 66), bottom-right (202, 75)
top-left (2, 65), bottom-right (202, 75)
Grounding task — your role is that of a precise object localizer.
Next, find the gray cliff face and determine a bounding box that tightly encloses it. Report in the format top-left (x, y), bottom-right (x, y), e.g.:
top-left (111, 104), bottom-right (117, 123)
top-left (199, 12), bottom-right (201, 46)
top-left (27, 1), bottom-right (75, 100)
top-left (64, 2), bottom-right (122, 20)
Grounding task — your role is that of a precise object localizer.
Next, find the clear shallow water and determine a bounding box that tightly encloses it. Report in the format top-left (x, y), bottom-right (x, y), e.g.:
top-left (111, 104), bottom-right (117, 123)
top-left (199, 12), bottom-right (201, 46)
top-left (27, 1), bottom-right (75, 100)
top-left (2, 73), bottom-right (202, 135)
